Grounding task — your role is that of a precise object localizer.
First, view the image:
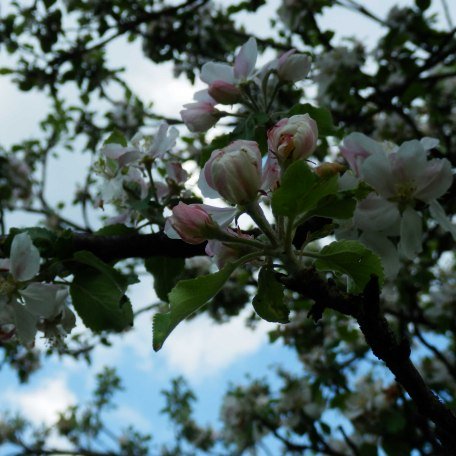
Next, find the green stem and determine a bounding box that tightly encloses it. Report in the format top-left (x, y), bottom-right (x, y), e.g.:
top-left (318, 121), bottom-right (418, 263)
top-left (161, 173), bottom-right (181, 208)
top-left (244, 201), bottom-right (278, 246)
top-left (266, 81), bottom-right (281, 113)
top-left (217, 231), bottom-right (268, 251)
top-left (298, 250), bottom-right (324, 259)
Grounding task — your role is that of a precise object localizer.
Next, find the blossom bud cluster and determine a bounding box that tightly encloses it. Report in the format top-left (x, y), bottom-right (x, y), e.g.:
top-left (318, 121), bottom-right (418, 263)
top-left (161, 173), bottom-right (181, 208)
top-left (0, 233), bottom-right (75, 345)
top-left (165, 114), bottom-right (321, 264)
top-left (180, 38), bottom-right (312, 132)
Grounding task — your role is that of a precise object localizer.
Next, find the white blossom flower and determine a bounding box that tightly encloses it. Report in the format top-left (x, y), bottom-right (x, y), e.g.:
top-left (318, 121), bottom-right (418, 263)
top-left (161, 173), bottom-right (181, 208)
top-left (0, 233), bottom-right (74, 344)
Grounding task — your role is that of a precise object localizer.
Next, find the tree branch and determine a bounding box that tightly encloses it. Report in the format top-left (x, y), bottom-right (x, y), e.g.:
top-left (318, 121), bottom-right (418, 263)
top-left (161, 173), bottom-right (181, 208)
top-left (280, 268), bottom-right (456, 452)
top-left (67, 231), bottom-right (206, 262)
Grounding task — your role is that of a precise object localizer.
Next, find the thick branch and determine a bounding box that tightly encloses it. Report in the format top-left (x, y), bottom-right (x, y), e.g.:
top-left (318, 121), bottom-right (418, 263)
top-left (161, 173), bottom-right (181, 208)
top-left (66, 232), bottom-right (206, 262)
top-left (281, 269), bottom-right (456, 452)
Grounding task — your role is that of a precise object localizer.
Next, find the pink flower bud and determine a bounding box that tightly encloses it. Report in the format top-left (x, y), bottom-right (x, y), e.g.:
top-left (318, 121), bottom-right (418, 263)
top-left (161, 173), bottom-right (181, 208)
top-left (208, 81), bottom-right (241, 105)
top-left (167, 203), bottom-right (216, 244)
top-left (180, 91), bottom-right (220, 133)
top-left (268, 114), bottom-right (318, 163)
top-left (203, 140), bottom-right (262, 205)
top-left (277, 50), bottom-right (311, 83)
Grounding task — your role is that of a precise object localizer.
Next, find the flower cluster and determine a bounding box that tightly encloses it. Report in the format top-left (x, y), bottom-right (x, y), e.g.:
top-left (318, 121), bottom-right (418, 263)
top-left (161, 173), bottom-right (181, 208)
top-left (180, 38), bottom-right (311, 132)
top-left (93, 122), bottom-right (187, 225)
top-left (338, 133), bottom-right (454, 277)
top-left (0, 233), bottom-right (75, 344)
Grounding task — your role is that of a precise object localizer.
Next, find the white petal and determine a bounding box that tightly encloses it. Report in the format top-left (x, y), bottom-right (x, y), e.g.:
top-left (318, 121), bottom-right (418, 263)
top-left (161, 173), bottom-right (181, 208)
top-left (148, 122), bottom-right (178, 158)
top-left (360, 152), bottom-right (396, 198)
top-left (200, 62), bottom-right (235, 85)
top-left (164, 219), bottom-right (181, 239)
top-left (414, 158), bottom-right (453, 202)
top-left (338, 171), bottom-right (358, 191)
top-left (197, 169), bottom-right (220, 199)
top-left (420, 137), bottom-right (439, 150)
top-left (20, 283), bottom-right (68, 319)
top-left (13, 302), bottom-right (38, 344)
top-left (10, 233), bottom-right (41, 282)
top-left (398, 207), bottom-right (422, 260)
top-left (193, 89), bottom-right (216, 104)
top-left (234, 37), bottom-right (257, 80)
top-left (429, 200), bottom-right (456, 241)
top-left (199, 205), bottom-right (237, 228)
top-left (354, 195), bottom-right (400, 232)
top-left (393, 140), bottom-right (427, 182)
top-left (359, 232), bottom-right (400, 279)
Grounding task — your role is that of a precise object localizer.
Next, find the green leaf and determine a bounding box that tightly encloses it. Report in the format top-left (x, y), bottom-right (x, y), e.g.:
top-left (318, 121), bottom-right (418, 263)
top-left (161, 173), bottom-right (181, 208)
top-left (104, 129), bottom-right (128, 147)
top-left (272, 161), bottom-right (338, 219)
top-left (315, 240), bottom-right (384, 293)
top-left (70, 251), bottom-right (133, 332)
top-left (252, 267), bottom-right (289, 323)
top-left (307, 194), bottom-right (356, 220)
top-left (153, 261), bottom-right (240, 351)
top-left (145, 256), bottom-right (185, 302)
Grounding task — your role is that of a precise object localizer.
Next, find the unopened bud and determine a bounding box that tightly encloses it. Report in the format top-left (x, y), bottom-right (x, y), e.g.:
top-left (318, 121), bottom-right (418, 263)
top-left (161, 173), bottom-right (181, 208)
top-left (268, 114), bottom-right (318, 163)
top-left (168, 203), bottom-right (217, 244)
top-left (208, 81), bottom-right (241, 105)
top-left (277, 51), bottom-right (311, 83)
top-left (203, 140), bottom-right (262, 205)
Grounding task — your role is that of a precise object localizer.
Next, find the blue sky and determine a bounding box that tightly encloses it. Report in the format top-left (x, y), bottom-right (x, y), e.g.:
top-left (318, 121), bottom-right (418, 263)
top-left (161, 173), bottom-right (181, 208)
top-left (0, 0), bottom-right (455, 452)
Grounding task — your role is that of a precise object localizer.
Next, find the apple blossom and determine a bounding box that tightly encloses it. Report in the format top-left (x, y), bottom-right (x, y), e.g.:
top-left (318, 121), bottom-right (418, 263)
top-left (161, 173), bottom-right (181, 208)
top-left (202, 140), bottom-right (262, 205)
top-left (180, 90), bottom-right (220, 132)
top-left (277, 50), bottom-right (311, 83)
top-left (342, 138), bottom-right (454, 269)
top-left (208, 80), bottom-right (241, 105)
top-left (165, 203), bottom-right (219, 244)
top-left (128, 122), bottom-right (178, 160)
top-left (200, 37), bottom-right (257, 105)
top-left (165, 204), bottom-right (237, 244)
top-left (101, 143), bottom-right (141, 172)
top-left (100, 166), bottom-right (148, 205)
top-left (267, 114), bottom-right (318, 163)
top-left (0, 233), bottom-right (75, 344)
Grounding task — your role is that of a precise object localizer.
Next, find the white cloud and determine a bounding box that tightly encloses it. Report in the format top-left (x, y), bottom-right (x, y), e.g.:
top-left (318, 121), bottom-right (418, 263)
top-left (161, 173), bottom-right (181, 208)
top-left (160, 309), bottom-right (275, 380)
top-left (110, 404), bottom-right (151, 432)
top-left (2, 376), bottom-right (76, 425)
